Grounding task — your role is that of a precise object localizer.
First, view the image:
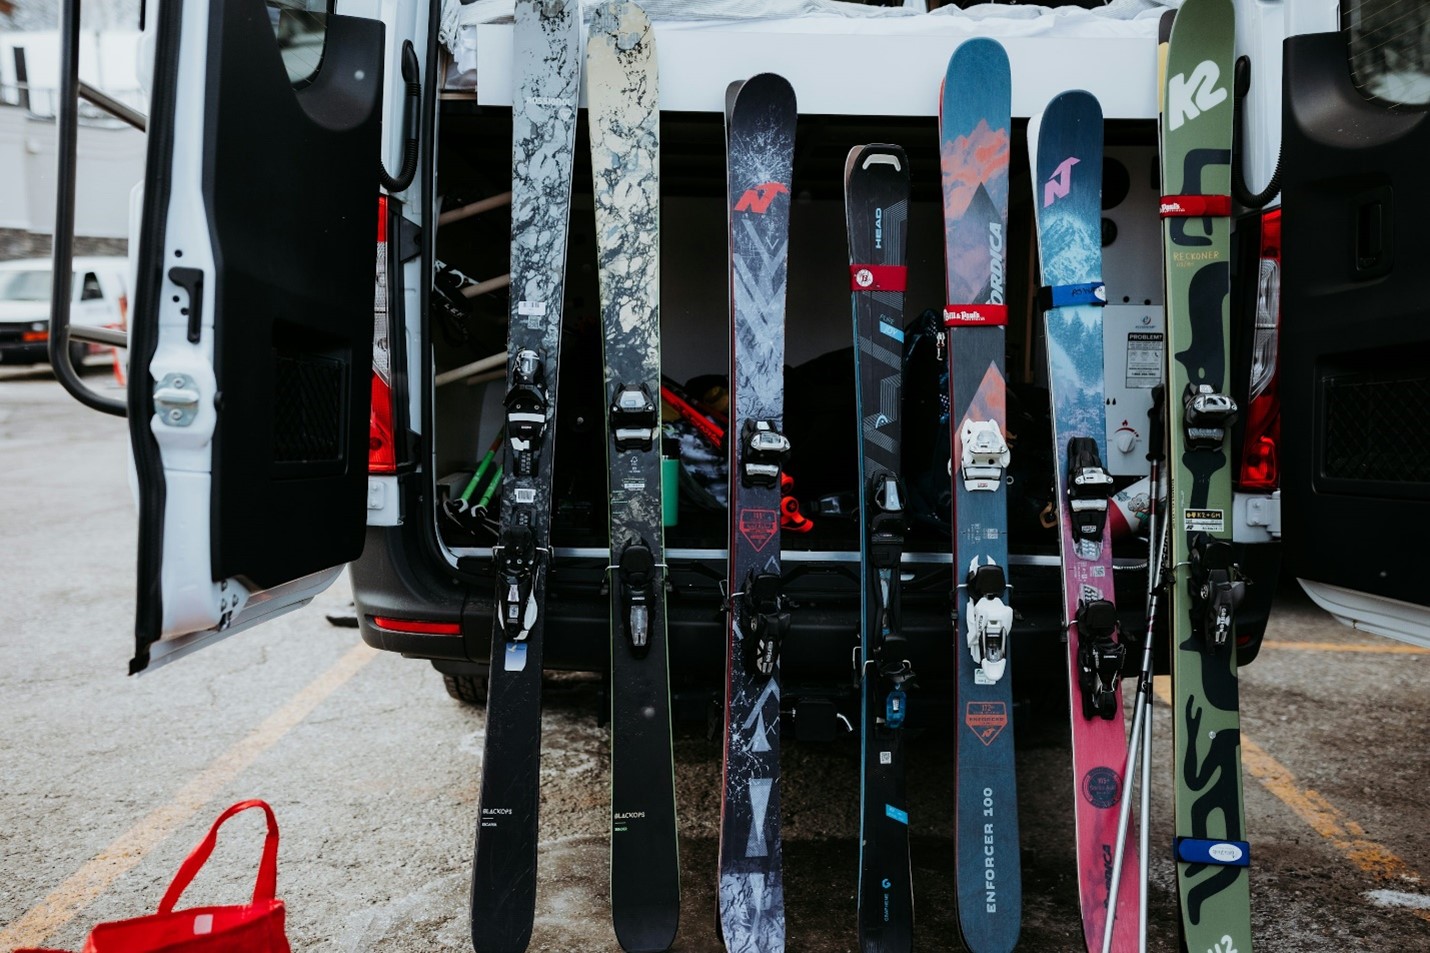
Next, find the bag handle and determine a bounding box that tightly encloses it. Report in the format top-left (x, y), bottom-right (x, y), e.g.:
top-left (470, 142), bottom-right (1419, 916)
top-left (157, 799), bottom-right (279, 914)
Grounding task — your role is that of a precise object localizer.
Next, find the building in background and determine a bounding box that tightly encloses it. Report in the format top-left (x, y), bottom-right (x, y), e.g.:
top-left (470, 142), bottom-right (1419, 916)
top-left (0, 0), bottom-right (144, 259)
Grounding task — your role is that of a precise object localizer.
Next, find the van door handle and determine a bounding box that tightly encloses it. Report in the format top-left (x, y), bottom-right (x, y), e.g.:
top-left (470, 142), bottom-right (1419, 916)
top-left (1353, 186), bottom-right (1393, 279)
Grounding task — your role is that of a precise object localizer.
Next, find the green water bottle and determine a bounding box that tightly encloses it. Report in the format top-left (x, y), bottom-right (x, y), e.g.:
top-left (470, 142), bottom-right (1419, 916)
top-left (661, 436), bottom-right (679, 528)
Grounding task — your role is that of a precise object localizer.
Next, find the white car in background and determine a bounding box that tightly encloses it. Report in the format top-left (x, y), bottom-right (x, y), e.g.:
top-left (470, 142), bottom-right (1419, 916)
top-left (0, 256), bottom-right (127, 370)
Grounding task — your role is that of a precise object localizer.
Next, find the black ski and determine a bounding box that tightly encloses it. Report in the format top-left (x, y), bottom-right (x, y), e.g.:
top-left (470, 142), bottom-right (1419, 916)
top-left (846, 142), bottom-right (915, 953)
top-left (470, 1), bottom-right (579, 950)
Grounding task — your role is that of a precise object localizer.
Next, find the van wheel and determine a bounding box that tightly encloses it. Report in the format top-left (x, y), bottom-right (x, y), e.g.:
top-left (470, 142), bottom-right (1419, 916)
top-left (443, 673), bottom-right (488, 706)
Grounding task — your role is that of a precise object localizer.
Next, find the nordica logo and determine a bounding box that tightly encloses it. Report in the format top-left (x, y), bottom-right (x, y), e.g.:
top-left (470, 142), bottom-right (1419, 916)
top-left (875, 208), bottom-right (884, 250)
top-left (734, 181), bottom-right (789, 215)
top-left (1043, 156), bottom-right (1079, 207)
top-left (987, 224), bottom-right (1005, 305)
top-left (613, 811), bottom-right (646, 821)
top-left (982, 786), bottom-right (998, 912)
top-left (1167, 59), bottom-right (1228, 131)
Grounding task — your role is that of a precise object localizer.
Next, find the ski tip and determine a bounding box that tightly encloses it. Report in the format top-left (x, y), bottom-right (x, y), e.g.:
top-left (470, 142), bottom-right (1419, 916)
top-left (1158, 7), bottom-right (1176, 43)
top-left (947, 36), bottom-right (1010, 75)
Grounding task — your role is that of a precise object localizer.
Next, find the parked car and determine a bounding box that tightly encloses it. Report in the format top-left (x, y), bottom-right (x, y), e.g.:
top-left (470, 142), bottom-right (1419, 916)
top-left (0, 256), bottom-right (127, 370)
top-left (46, 0), bottom-right (1430, 697)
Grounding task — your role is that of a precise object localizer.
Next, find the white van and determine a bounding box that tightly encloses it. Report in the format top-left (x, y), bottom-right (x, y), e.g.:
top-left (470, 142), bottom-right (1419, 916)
top-left (42, 2), bottom-right (1430, 685)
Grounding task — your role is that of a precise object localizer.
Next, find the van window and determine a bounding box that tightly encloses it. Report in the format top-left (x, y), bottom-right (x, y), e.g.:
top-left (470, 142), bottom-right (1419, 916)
top-left (80, 273), bottom-right (104, 301)
top-left (1345, 0), bottom-right (1430, 108)
top-left (268, 0), bottom-right (330, 85)
top-left (0, 270), bottom-right (51, 302)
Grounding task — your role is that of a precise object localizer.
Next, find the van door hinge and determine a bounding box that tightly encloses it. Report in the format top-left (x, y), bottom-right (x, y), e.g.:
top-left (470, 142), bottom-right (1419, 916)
top-left (1245, 491), bottom-right (1281, 538)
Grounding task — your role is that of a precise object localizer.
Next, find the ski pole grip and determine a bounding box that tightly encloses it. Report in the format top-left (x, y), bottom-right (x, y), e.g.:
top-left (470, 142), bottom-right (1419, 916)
top-left (1147, 384), bottom-right (1166, 463)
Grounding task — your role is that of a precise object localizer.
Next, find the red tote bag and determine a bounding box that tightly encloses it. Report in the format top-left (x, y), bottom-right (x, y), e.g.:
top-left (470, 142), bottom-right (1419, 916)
top-left (22, 800), bottom-right (291, 953)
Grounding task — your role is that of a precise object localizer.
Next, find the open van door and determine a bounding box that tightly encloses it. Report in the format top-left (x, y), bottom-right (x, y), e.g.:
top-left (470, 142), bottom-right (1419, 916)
top-left (127, 0), bottom-right (385, 671)
top-left (1279, 4), bottom-right (1430, 648)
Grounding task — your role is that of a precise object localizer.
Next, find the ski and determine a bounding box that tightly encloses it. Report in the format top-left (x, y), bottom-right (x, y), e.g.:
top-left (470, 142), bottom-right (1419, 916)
top-left (470, 0), bottom-right (579, 950)
top-left (717, 72), bottom-right (797, 953)
top-left (1160, 1), bottom-right (1253, 951)
top-left (939, 38), bottom-right (1021, 953)
top-left (587, 4), bottom-right (680, 951)
top-left (1030, 89), bottom-right (1140, 953)
top-left (846, 143), bottom-right (915, 953)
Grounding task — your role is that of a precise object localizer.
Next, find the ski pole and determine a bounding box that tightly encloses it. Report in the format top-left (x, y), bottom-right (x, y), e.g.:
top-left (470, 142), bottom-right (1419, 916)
top-left (475, 464), bottom-right (503, 513)
top-left (1101, 385), bottom-right (1167, 953)
top-left (459, 431), bottom-right (505, 504)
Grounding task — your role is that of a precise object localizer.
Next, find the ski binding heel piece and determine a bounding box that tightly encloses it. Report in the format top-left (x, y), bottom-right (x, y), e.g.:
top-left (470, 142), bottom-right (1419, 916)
top-left (965, 557), bottom-right (1012, 683)
top-left (617, 539), bottom-right (657, 658)
top-left (740, 418), bottom-right (790, 488)
top-left (1182, 382), bottom-right (1238, 450)
top-left (885, 686), bottom-right (907, 729)
top-left (504, 348), bottom-right (549, 476)
top-left (959, 419), bottom-right (1010, 492)
top-left (496, 525), bottom-right (540, 647)
top-left (739, 570), bottom-right (790, 678)
top-left (1066, 436), bottom-right (1115, 553)
top-left (609, 382), bottom-right (658, 452)
top-left (1188, 533), bottom-right (1247, 650)
top-left (1075, 598), bottom-right (1125, 720)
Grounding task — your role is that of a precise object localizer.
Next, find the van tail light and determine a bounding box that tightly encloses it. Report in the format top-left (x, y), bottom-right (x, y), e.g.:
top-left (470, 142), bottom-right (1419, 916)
top-left (370, 196), bottom-right (397, 474)
top-left (371, 616), bottom-right (461, 636)
top-left (1239, 208), bottom-right (1281, 491)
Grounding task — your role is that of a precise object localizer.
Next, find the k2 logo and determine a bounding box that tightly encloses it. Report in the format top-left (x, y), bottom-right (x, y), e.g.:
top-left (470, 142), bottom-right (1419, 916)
top-left (734, 181), bottom-right (789, 214)
top-left (1043, 156), bottom-right (1080, 207)
top-left (1167, 59), bottom-right (1228, 131)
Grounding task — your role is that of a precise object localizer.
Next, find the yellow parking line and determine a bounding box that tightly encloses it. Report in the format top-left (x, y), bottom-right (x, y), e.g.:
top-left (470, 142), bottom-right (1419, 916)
top-left (0, 642), bottom-right (378, 950)
top-left (1153, 678), bottom-right (1430, 923)
top-left (1261, 640), bottom-right (1430, 655)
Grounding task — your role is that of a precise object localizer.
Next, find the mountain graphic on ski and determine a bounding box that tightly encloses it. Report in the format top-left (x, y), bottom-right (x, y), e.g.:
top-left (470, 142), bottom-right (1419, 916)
top-left (1160, 1), bottom-right (1253, 951)
top-left (718, 72), bottom-right (796, 953)
top-left (470, 1), bottom-right (579, 951)
top-left (1031, 88), bottom-right (1140, 953)
top-left (587, 4), bottom-right (680, 951)
top-left (940, 38), bottom-right (1021, 953)
top-left (846, 142), bottom-right (915, 953)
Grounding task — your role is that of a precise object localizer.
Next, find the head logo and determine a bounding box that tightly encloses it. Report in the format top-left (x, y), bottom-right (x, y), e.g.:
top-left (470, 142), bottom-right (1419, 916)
top-left (1043, 156), bottom-right (1080, 207)
top-left (855, 268), bottom-right (874, 288)
top-left (1167, 59), bottom-right (1228, 131)
top-left (734, 181), bottom-right (789, 215)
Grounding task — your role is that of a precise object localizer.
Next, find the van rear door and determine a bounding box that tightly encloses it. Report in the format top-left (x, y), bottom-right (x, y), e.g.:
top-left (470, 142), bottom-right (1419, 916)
top-left (127, 1), bottom-right (385, 671)
top-left (1279, 3), bottom-right (1430, 646)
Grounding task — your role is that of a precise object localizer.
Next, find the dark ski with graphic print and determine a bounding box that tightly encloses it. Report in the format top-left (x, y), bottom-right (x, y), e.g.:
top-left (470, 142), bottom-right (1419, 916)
top-left (717, 73), bottom-right (796, 953)
top-left (470, 0), bottom-right (579, 951)
top-left (587, 3), bottom-right (680, 951)
top-left (847, 143), bottom-right (915, 953)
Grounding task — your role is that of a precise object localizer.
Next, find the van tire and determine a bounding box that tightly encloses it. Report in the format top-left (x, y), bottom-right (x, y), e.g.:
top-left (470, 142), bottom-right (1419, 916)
top-left (442, 673), bottom-right (488, 706)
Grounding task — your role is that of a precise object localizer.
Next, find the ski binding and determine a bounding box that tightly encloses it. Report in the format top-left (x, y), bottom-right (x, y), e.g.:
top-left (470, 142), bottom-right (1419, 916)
top-left (740, 418), bottom-right (791, 488)
top-left (609, 382), bottom-right (659, 452)
top-left (496, 524), bottom-right (540, 644)
top-left (1188, 533), bottom-right (1247, 650)
top-left (958, 419), bottom-right (1010, 492)
top-left (965, 557), bottom-right (1012, 682)
top-left (738, 569), bottom-right (791, 678)
top-left (616, 538), bottom-right (657, 658)
top-left (1066, 436), bottom-right (1116, 555)
top-left (504, 348), bottom-right (549, 474)
top-left (1075, 598), bottom-right (1124, 720)
top-left (1182, 382), bottom-right (1238, 450)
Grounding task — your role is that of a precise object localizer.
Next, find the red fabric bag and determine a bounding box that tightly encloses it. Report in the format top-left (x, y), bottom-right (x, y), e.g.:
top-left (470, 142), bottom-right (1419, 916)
top-left (22, 800), bottom-right (291, 953)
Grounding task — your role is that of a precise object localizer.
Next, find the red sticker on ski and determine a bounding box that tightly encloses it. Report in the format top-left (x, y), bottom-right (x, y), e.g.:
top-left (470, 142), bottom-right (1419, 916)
top-left (944, 304), bottom-right (1008, 327)
top-left (850, 265), bottom-right (908, 292)
top-left (738, 508), bottom-right (779, 552)
top-left (1159, 194), bottom-right (1231, 218)
top-left (965, 701), bottom-right (1008, 746)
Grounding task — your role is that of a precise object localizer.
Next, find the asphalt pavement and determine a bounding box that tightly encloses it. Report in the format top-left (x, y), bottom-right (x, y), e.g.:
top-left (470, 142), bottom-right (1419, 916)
top-left (1, 369), bottom-right (1427, 952)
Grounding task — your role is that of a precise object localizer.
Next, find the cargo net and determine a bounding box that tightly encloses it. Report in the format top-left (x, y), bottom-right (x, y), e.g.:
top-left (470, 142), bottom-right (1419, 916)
top-left (1324, 372), bottom-right (1430, 483)
top-left (273, 351), bottom-right (346, 465)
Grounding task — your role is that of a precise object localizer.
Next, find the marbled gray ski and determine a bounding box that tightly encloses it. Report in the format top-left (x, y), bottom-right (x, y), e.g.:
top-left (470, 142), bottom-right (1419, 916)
top-left (471, 1), bottom-right (579, 951)
top-left (718, 73), bottom-right (797, 953)
top-left (588, 4), bottom-right (680, 951)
